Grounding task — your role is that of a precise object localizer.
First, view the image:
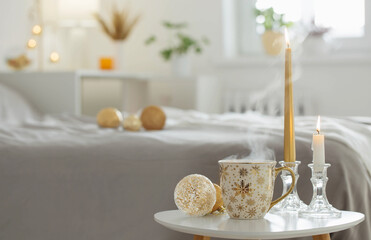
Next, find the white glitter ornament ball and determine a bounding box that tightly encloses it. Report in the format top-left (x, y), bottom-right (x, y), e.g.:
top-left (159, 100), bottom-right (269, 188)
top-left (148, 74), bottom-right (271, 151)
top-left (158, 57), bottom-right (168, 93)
top-left (123, 114), bottom-right (142, 131)
top-left (174, 174), bottom-right (216, 216)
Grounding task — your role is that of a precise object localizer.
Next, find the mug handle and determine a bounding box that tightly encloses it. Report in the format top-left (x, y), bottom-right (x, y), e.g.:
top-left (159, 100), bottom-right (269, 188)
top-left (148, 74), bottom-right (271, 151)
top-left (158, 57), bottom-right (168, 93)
top-left (268, 167), bottom-right (296, 211)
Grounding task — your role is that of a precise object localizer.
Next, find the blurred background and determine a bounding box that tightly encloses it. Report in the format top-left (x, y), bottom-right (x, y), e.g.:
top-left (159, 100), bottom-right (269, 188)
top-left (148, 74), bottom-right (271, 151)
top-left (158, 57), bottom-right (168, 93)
top-left (1, 0), bottom-right (370, 116)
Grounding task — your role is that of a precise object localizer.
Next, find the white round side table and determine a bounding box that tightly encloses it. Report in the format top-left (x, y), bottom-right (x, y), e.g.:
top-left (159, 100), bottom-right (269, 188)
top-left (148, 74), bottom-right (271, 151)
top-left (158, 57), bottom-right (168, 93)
top-left (154, 210), bottom-right (364, 240)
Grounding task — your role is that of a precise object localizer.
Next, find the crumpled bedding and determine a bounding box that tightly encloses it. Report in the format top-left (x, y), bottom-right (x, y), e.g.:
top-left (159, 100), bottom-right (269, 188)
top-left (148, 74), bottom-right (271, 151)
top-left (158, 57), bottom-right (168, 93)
top-left (0, 108), bottom-right (370, 240)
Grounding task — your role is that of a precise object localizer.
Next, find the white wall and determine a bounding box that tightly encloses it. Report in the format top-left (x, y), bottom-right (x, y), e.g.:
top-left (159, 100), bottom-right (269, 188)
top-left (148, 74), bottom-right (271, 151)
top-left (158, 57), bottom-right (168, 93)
top-left (94, 0), bottom-right (224, 74)
top-left (0, 0), bottom-right (223, 73)
top-left (0, 0), bottom-right (33, 71)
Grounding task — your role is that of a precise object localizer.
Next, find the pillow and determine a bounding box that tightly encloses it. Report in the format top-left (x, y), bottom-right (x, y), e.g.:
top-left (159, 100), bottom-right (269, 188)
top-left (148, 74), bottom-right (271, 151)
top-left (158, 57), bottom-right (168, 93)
top-left (0, 83), bottom-right (41, 124)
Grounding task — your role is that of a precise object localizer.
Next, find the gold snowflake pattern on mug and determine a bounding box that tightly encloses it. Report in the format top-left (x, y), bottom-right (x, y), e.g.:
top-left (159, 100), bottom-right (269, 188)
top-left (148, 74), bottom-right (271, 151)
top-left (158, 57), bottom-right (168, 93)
top-left (239, 168), bottom-right (248, 177)
top-left (222, 187), bottom-right (226, 195)
top-left (236, 204), bottom-right (245, 211)
top-left (257, 176), bottom-right (265, 185)
top-left (231, 212), bottom-right (240, 218)
top-left (220, 165), bottom-right (229, 182)
top-left (246, 198), bottom-right (255, 206)
top-left (259, 193), bottom-right (268, 202)
top-left (220, 162), bottom-right (277, 219)
top-left (251, 166), bottom-right (260, 175)
top-left (232, 180), bottom-right (253, 199)
top-left (261, 206), bottom-right (266, 213)
top-left (248, 207), bottom-right (257, 218)
top-left (229, 195), bottom-right (237, 203)
top-left (227, 204), bottom-right (234, 213)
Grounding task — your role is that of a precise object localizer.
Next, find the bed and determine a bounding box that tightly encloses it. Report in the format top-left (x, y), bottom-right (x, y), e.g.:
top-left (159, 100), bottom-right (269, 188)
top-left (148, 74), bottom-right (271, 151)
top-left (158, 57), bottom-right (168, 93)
top-left (0, 82), bottom-right (370, 240)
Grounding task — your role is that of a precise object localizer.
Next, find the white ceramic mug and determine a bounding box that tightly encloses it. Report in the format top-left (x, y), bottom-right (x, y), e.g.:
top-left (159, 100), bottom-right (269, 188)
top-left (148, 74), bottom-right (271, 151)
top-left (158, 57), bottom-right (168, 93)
top-left (219, 160), bottom-right (295, 219)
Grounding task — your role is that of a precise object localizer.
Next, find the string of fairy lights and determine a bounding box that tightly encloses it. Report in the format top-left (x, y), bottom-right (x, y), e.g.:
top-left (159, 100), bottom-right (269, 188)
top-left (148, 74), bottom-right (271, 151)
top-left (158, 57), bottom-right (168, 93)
top-left (27, 0), bottom-right (60, 68)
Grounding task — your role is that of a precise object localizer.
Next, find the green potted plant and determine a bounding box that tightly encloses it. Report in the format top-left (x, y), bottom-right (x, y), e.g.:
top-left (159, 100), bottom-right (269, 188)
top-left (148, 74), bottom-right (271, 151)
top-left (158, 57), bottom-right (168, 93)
top-left (254, 7), bottom-right (293, 55)
top-left (145, 21), bottom-right (209, 77)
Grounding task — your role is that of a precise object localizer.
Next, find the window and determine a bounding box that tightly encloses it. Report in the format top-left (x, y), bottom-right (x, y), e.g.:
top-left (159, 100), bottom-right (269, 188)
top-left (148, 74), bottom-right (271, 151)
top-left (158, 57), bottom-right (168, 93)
top-left (229, 0), bottom-right (368, 56)
top-left (255, 0), bottom-right (302, 23)
top-left (255, 0), bottom-right (365, 38)
top-left (313, 0), bottom-right (365, 38)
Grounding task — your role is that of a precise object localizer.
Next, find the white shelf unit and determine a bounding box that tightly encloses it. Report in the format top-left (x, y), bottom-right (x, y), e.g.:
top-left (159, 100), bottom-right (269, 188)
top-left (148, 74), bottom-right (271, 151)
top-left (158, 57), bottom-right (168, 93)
top-left (0, 70), bottom-right (220, 116)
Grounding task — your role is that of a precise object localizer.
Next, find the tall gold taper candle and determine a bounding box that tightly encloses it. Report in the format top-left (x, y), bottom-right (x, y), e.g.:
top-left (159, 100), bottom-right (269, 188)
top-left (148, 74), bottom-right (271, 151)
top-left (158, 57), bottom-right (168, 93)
top-left (284, 28), bottom-right (295, 162)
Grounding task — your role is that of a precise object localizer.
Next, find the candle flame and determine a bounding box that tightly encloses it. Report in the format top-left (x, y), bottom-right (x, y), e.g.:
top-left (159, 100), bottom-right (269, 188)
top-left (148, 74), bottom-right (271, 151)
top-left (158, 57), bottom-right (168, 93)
top-left (316, 116), bottom-right (321, 134)
top-left (284, 27), bottom-right (290, 48)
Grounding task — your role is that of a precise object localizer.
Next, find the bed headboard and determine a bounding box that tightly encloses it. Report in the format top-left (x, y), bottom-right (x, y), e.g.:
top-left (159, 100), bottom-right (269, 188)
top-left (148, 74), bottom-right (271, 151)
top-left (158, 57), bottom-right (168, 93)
top-left (0, 72), bottom-right (80, 114)
top-left (223, 87), bottom-right (313, 116)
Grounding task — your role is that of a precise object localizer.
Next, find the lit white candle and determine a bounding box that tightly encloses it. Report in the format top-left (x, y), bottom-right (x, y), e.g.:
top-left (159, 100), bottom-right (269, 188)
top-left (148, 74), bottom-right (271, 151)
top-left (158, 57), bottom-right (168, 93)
top-left (312, 116), bottom-right (325, 172)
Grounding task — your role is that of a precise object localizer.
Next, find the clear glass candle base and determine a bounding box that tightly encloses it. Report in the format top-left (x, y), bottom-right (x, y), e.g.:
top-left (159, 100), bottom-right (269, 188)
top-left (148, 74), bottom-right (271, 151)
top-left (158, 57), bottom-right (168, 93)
top-left (270, 161), bottom-right (308, 213)
top-left (299, 163), bottom-right (341, 218)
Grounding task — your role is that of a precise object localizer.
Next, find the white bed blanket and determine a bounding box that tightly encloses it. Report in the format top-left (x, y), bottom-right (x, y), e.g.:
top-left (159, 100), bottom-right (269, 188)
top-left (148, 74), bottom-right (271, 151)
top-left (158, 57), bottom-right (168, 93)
top-left (0, 109), bottom-right (370, 240)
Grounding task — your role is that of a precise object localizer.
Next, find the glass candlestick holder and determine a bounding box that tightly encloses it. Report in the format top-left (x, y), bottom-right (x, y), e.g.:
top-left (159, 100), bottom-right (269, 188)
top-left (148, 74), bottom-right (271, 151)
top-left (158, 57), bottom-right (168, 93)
top-left (299, 163), bottom-right (341, 218)
top-left (270, 161), bottom-right (307, 213)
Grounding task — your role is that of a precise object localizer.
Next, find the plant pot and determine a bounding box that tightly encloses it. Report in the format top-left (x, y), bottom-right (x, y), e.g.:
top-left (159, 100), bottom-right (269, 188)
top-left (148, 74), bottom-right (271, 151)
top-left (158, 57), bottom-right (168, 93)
top-left (171, 54), bottom-right (191, 77)
top-left (261, 31), bottom-right (284, 56)
top-left (114, 41), bottom-right (125, 70)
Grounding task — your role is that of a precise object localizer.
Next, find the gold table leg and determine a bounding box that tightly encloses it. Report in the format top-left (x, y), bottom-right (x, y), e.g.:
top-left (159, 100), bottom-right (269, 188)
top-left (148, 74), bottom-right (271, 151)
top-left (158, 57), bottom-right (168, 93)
top-left (194, 235), bottom-right (210, 240)
top-left (313, 233), bottom-right (331, 240)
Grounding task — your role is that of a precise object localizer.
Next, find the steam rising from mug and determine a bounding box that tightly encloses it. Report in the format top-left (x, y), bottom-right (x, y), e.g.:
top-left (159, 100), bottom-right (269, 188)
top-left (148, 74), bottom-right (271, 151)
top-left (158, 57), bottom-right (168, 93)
top-left (224, 131), bottom-right (275, 161)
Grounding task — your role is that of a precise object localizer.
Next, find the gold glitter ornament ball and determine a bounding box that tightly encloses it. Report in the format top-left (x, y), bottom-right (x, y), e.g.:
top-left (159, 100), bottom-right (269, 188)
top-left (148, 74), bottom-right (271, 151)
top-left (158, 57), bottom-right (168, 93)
top-left (174, 174), bottom-right (216, 216)
top-left (97, 108), bottom-right (123, 128)
top-left (212, 183), bottom-right (224, 212)
top-left (140, 105), bottom-right (166, 130)
top-left (123, 114), bottom-right (142, 131)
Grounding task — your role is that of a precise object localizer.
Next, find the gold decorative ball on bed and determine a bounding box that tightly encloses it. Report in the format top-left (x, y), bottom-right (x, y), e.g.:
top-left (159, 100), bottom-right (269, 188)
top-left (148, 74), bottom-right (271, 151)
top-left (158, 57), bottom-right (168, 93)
top-left (123, 114), bottom-right (142, 131)
top-left (140, 105), bottom-right (166, 130)
top-left (97, 108), bottom-right (123, 128)
top-left (174, 174), bottom-right (216, 216)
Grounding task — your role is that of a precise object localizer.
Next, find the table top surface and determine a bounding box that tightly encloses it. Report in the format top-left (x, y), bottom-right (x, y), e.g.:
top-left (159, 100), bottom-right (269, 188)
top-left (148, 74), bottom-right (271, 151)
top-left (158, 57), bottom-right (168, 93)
top-left (154, 210), bottom-right (364, 239)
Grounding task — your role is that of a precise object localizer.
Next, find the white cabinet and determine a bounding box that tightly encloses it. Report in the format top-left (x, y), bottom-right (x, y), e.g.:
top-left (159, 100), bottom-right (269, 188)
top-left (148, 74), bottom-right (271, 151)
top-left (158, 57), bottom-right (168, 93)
top-left (147, 75), bottom-right (221, 114)
top-left (0, 70), bottom-right (220, 116)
